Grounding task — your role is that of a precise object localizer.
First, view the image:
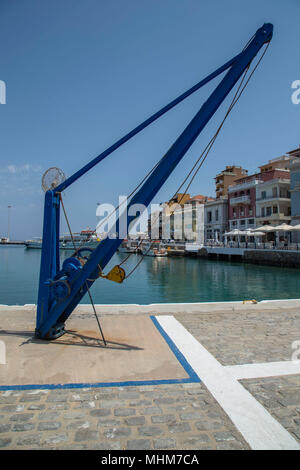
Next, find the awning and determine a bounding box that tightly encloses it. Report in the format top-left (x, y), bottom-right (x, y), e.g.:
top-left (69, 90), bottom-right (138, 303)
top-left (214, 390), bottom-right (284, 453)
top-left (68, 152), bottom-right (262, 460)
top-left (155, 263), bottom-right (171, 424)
top-left (252, 225), bottom-right (274, 232)
top-left (268, 223), bottom-right (293, 231)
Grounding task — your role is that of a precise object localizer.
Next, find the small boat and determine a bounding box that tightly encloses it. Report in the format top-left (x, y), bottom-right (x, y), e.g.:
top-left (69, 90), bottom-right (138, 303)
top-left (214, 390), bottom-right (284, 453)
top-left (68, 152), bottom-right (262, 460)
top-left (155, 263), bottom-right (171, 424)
top-left (25, 237), bottom-right (43, 249)
top-left (118, 239), bottom-right (139, 253)
top-left (139, 240), bottom-right (168, 257)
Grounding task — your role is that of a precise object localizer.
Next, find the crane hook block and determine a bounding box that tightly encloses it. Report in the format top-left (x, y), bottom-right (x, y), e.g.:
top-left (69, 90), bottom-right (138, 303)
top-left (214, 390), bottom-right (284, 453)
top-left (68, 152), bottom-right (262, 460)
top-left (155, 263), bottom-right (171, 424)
top-left (101, 265), bottom-right (126, 283)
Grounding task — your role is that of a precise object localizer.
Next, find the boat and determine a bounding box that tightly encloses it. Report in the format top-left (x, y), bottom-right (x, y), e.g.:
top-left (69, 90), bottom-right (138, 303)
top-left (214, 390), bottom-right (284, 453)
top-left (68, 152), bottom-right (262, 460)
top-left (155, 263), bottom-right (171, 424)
top-left (26, 229), bottom-right (101, 250)
top-left (118, 239), bottom-right (139, 253)
top-left (25, 237), bottom-right (43, 249)
top-left (139, 240), bottom-right (168, 257)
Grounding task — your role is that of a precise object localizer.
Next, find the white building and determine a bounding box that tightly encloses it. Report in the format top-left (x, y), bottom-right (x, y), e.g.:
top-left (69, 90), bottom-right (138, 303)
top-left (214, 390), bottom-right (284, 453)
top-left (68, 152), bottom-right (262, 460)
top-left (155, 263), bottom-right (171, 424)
top-left (204, 197), bottom-right (228, 242)
top-left (255, 171), bottom-right (291, 226)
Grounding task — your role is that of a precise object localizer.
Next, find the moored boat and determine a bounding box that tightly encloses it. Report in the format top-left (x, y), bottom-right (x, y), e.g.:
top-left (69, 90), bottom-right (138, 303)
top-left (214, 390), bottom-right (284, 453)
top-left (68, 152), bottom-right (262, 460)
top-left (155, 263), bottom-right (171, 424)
top-left (139, 240), bottom-right (168, 257)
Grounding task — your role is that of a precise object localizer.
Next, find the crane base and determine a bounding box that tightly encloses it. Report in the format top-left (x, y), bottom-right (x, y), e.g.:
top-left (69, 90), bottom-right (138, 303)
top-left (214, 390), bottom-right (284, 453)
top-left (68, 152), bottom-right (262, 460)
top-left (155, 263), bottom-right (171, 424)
top-left (35, 322), bottom-right (66, 340)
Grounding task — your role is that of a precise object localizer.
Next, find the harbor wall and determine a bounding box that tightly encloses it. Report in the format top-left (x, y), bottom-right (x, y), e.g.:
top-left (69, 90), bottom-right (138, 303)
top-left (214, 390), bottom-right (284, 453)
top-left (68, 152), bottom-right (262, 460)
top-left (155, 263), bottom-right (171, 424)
top-left (243, 250), bottom-right (300, 268)
top-left (193, 247), bottom-right (300, 268)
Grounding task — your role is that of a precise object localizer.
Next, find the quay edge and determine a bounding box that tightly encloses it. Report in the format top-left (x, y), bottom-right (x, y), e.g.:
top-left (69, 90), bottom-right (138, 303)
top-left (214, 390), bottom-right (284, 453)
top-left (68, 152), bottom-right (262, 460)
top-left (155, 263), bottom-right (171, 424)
top-left (1, 298), bottom-right (300, 315)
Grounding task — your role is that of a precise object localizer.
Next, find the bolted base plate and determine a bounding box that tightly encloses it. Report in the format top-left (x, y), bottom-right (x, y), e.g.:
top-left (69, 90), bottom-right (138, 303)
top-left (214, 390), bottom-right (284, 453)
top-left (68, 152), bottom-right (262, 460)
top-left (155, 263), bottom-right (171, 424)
top-left (35, 322), bottom-right (66, 340)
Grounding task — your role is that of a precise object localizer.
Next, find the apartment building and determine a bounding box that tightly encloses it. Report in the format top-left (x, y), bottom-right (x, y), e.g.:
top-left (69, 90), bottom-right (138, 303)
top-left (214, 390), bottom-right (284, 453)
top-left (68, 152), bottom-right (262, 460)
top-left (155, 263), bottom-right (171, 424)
top-left (148, 194), bottom-right (213, 242)
top-left (255, 169), bottom-right (291, 226)
top-left (215, 166), bottom-right (248, 199)
top-left (228, 174), bottom-right (259, 230)
top-left (289, 147), bottom-right (300, 241)
top-left (204, 197), bottom-right (228, 242)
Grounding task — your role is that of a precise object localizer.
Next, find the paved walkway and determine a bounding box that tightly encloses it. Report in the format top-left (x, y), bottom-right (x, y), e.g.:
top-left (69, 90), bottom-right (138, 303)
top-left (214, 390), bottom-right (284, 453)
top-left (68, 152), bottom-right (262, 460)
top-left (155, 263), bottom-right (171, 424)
top-left (0, 302), bottom-right (299, 450)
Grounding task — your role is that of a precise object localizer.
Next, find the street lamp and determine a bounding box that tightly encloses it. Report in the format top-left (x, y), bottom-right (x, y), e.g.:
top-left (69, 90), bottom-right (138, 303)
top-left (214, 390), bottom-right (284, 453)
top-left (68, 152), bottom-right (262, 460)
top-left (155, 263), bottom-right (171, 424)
top-left (7, 205), bottom-right (11, 241)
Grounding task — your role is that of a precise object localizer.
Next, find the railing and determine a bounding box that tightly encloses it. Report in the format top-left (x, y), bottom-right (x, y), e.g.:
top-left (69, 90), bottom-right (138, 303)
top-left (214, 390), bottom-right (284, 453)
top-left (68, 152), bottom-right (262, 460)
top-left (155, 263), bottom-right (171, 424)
top-left (230, 195), bottom-right (251, 205)
top-left (205, 241), bottom-right (300, 251)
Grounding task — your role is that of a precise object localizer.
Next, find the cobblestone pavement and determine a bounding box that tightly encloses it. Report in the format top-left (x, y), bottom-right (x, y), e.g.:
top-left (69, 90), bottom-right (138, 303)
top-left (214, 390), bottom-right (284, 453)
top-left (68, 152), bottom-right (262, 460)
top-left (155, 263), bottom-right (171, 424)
top-left (175, 309), bottom-right (300, 365)
top-left (0, 383), bottom-right (250, 450)
top-left (241, 374), bottom-right (300, 443)
top-left (1, 308), bottom-right (299, 450)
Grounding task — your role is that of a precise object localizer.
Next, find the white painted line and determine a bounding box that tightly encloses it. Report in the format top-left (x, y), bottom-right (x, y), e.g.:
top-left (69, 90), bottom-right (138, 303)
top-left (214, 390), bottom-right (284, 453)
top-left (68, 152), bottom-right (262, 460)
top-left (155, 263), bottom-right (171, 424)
top-left (225, 361), bottom-right (300, 380)
top-left (156, 315), bottom-right (300, 450)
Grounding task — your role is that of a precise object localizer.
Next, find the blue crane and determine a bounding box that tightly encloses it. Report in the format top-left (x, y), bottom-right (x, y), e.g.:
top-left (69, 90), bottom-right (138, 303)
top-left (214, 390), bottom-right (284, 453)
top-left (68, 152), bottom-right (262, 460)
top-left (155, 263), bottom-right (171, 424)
top-left (35, 23), bottom-right (273, 339)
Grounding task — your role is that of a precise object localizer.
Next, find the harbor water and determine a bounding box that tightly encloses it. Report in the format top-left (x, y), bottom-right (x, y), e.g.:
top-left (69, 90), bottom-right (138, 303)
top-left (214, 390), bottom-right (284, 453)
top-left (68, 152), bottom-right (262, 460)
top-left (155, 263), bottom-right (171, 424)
top-left (1, 245), bottom-right (300, 305)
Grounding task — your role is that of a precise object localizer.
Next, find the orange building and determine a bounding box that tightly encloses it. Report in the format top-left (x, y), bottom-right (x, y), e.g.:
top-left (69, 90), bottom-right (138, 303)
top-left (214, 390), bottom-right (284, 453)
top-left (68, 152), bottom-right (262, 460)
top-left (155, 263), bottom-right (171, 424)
top-left (215, 166), bottom-right (248, 198)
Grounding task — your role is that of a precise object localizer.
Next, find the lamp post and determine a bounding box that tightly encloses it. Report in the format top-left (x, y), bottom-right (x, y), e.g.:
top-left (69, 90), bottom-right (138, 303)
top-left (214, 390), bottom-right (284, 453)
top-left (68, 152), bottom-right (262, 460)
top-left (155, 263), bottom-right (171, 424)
top-left (7, 205), bottom-right (11, 241)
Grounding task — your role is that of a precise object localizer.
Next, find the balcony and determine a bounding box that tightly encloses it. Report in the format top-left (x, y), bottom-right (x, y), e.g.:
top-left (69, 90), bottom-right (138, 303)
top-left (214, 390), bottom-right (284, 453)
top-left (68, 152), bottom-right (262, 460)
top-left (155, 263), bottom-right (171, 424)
top-left (256, 196), bottom-right (290, 203)
top-left (230, 195), bottom-right (251, 206)
top-left (256, 213), bottom-right (291, 222)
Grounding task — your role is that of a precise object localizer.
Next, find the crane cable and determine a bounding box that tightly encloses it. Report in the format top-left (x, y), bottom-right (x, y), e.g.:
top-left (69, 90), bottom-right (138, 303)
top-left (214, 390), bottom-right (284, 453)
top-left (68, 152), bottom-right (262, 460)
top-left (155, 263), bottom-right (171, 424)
top-left (58, 192), bottom-right (107, 346)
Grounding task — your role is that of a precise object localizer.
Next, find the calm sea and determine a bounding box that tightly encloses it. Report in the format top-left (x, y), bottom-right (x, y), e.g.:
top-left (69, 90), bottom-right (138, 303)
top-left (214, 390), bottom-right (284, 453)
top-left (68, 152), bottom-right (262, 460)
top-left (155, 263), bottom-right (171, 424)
top-left (1, 245), bottom-right (300, 305)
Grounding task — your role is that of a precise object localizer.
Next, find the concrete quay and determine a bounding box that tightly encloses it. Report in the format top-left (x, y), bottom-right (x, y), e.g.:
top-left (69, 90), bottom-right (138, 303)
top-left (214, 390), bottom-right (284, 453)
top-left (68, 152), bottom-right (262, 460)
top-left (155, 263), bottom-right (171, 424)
top-left (0, 300), bottom-right (299, 450)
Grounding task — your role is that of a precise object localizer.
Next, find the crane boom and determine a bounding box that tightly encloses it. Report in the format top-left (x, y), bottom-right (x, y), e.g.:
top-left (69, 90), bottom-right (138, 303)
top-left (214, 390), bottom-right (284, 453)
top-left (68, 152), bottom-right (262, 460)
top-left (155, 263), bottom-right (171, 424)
top-left (36, 23), bottom-right (273, 339)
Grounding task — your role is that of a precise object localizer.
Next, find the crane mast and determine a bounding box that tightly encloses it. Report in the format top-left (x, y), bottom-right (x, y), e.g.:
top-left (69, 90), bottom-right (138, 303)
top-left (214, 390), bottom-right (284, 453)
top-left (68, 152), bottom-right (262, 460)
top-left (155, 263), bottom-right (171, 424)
top-left (36, 23), bottom-right (273, 339)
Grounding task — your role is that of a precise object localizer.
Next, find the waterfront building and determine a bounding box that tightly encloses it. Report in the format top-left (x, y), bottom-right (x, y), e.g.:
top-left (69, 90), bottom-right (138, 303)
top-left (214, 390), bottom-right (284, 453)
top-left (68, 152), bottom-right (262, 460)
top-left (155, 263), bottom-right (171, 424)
top-left (184, 195), bottom-right (214, 243)
top-left (259, 154), bottom-right (292, 173)
top-left (204, 197), bottom-right (228, 242)
top-left (228, 153), bottom-right (295, 231)
top-left (215, 165), bottom-right (248, 199)
top-left (148, 193), bottom-right (213, 242)
top-left (228, 174), bottom-right (259, 231)
top-left (255, 169), bottom-right (291, 226)
top-left (289, 147), bottom-right (300, 241)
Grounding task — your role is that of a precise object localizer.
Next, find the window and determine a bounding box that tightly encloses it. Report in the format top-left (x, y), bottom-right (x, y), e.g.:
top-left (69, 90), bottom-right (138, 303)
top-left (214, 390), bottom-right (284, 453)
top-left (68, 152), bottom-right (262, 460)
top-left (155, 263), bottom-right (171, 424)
top-left (272, 187), bottom-right (278, 198)
top-left (215, 209), bottom-right (219, 221)
top-left (240, 220), bottom-right (245, 226)
top-left (266, 206), bottom-right (272, 216)
top-left (261, 191), bottom-right (266, 199)
top-left (207, 211), bottom-right (212, 223)
top-left (261, 207), bottom-right (265, 217)
top-left (273, 206), bottom-right (278, 214)
top-left (249, 219), bottom-right (254, 225)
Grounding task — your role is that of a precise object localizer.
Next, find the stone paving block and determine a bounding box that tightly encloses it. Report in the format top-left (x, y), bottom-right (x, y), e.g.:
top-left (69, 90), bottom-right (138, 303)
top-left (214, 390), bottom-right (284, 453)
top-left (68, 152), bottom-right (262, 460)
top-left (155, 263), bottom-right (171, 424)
top-left (114, 408), bottom-right (136, 417)
top-left (124, 416), bottom-right (145, 426)
top-left (38, 421), bottom-right (61, 431)
top-left (127, 439), bottom-right (152, 450)
top-left (90, 409), bottom-right (111, 417)
top-left (103, 427), bottom-right (132, 439)
top-left (138, 425), bottom-right (163, 437)
top-left (74, 429), bottom-right (98, 442)
top-left (151, 414), bottom-right (176, 424)
top-left (0, 437), bottom-right (12, 448)
top-left (153, 438), bottom-right (176, 449)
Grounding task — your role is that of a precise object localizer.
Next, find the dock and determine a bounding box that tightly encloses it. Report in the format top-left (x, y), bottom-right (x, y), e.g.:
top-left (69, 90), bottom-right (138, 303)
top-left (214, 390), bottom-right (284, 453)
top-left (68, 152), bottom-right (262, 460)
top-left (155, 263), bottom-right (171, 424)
top-left (0, 300), bottom-right (299, 450)
top-left (0, 241), bottom-right (27, 246)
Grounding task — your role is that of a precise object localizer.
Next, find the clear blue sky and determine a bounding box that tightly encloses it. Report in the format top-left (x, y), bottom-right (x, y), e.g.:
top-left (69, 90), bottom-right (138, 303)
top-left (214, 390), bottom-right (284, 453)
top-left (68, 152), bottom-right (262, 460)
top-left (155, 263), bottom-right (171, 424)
top-left (0, 0), bottom-right (299, 239)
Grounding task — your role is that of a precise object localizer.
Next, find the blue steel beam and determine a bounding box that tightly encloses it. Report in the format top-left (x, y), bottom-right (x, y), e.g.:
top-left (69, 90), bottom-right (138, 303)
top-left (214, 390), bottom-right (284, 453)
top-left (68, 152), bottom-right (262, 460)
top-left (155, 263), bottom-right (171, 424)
top-left (55, 54), bottom-right (242, 193)
top-left (36, 23), bottom-right (273, 338)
